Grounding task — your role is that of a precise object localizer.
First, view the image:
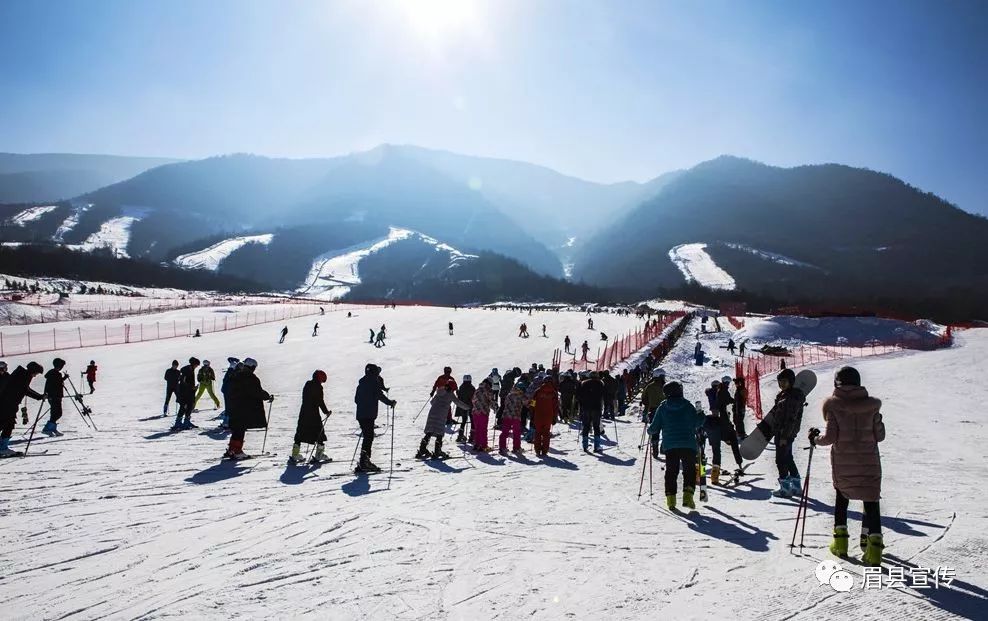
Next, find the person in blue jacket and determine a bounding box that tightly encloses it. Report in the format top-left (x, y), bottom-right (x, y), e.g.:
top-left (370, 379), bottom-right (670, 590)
top-left (648, 381), bottom-right (704, 510)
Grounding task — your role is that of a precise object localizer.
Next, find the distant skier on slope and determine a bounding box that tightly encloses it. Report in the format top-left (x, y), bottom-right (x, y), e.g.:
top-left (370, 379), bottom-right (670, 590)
top-left (0, 362), bottom-right (45, 457)
top-left (541, 324), bottom-right (547, 338)
top-left (279, 326), bottom-right (288, 344)
top-left (417, 380), bottom-right (471, 460)
top-left (449, 321), bottom-right (454, 336)
top-left (290, 370), bottom-right (331, 464)
top-left (84, 360), bottom-right (97, 393)
top-left (312, 323), bottom-right (319, 337)
top-left (581, 340), bottom-right (590, 361)
top-left (354, 363), bottom-right (396, 473)
top-left (564, 335), bottom-right (571, 354)
top-left (369, 328), bottom-right (375, 343)
top-left (648, 381), bottom-right (704, 510)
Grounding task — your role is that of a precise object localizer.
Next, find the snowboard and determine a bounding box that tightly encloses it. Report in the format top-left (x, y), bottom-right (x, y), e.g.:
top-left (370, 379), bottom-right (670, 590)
top-left (740, 370), bottom-right (817, 460)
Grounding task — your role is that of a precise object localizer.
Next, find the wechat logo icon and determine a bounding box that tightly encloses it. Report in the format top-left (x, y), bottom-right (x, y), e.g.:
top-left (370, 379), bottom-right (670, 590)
top-left (816, 560), bottom-right (854, 592)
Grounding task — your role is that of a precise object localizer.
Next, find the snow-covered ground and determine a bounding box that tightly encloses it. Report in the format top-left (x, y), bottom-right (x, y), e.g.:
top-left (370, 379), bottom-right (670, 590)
top-left (68, 207), bottom-right (149, 257)
top-left (669, 243), bottom-right (737, 290)
top-left (733, 315), bottom-right (945, 348)
top-left (0, 308), bottom-right (984, 620)
top-left (297, 227), bottom-right (477, 300)
top-left (724, 242), bottom-right (822, 270)
top-left (52, 204), bottom-right (90, 241)
top-left (5, 205), bottom-right (58, 226)
top-left (174, 234), bottom-right (275, 271)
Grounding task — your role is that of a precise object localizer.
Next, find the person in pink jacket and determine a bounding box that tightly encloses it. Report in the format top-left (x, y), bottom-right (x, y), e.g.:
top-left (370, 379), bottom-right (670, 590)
top-left (809, 366), bottom-right (885, 566)
top-left (470, 378), bottom-right (496, 452)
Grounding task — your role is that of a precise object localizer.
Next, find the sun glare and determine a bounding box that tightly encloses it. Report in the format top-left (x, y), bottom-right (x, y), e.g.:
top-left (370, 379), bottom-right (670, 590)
top-left (395, 0), bottom-right (480, 41)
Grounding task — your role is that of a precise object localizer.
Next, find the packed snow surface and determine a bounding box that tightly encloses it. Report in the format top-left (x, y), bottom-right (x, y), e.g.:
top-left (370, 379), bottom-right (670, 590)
top-left (733, 315), bottom-right (944, 348)
top-left (725, 242), bottom-right (821, 270)
top-left (174, 234), bottom-right (274, 271)
top-left (68, 207), bottom-right (149, 258)
top-left (0, 307), bottom-right (983, 620)
top-left (7, 205), bottom-right (57, 226)
top-left (52, 204), bottom-right (89, 242)
top-left (669, 243), bottom-right (737, 290)
top-left (297, 227), bottom-right (476, 300)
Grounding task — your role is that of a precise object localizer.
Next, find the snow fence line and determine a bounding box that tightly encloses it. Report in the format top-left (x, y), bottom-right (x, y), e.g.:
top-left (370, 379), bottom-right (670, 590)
top-left (739, 327), bottom-right (955, 420)
top-left (553, 311), bottom-right (689, 373)
top-left (0, 302), bottom-right (372, 357)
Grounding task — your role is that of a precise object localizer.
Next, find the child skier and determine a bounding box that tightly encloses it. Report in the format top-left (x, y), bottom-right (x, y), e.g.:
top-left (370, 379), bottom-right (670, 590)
top-left (354, 363), bottom-right (397, 472)
top-left (454, 375), bottom-right (475, 443)
top-left (417, 380), bottom-right (470, 459)
top-left (223, 357), bottom-right (273, 460)
top-left (648, 381), bottom-right (704, 510)
top-left (312, 323), bottom-right (319, 337)
top-left (448, 321), bottom-right (454, 336)
top-left (291, 370), bottom-right (331, 464)
top-left (0, 361), bottom-right (45, 457)
top-left (85, 360), bottom-right (97, 393)
top-left (279, 326), bottom-right (288, 344)
top-left (42, 358), bottom-right (67, 436)
top-left (810, 366), bottom-right (885, 566)
top-left (470, 378), bottom-right (496, 451)
top-left (194, 360), bottom-right (221, 410)
top-left (163, 360), bottom-right (180, 415)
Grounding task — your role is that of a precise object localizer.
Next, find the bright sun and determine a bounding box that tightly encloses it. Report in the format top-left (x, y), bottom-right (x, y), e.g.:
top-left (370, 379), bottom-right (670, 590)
top-left (395, 0), bottom-right (479, 41)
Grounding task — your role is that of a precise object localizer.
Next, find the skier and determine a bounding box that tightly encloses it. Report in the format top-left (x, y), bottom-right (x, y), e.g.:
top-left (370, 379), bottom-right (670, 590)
top-left (810, 366), bottom-right (885, 566)
top-left (42, 358), bottom-right (67, 436)
top-left (470, 377), bottom-right (496, 451)
top-left (600, 332), bottom-right (608, 342)
top-left (616, 370), bottom-right (628, 416)
top-left (454, 375), bottom-right (475, 443)
top-left (163, 360), bottom-right (180, 415)
top-left (417, 380), bottom-right (471, 459)
top-left (648, 381), bottom-right (704, 510)
top-left (312, 323), bottom-right (319, 337)
top-left (587, 317), bottom-right (593, 330)
top-left (487, 368), bottom-right (502, 409)
top-left (558, 370), bottom-right (578, 422)
top-left (219, 357), bottom-right (240, 429)
top-left (518, 323), bottom-right (528, 338)
top-left (541, 324), bottom-right (547, 338)
top-left (704, 380), bottom-right (720, 411)
top-left (429, 367), bottom-right (458, 424)
top-left (732, 377), bottom-right (747, 439)
top-left (448, 321), bottom-right (454, 336)
top-left (766, 368), bottom-right (806, 498)
top-left (223, 357), bottom-right (273, 460)
top-left (532, 379), bottom-right (560, 457)
top-left (354, 363), bottom-right (396, 472)
top-left (375, 326), bottom-right (386, 347)
top-left (576, 371), bottom-right (605, 453)
top-left (290, 370), bottom-right (331, 464)
top-left (694, 342), bottom-right (704, 366)
top-left (84, 360), bottom-right (97, 393)
top-left (601, 370), bottom-right (618, 420)
top-left (499, 384), bottom-right (526, 454)
top-left (496, 367), bottom-right (520, 427)
top-left (727, 338), bottom-right (736, 355)
top-left (369, 328), bottom-right (376, 344)
top-left (193, 329), bottom-right (201, 338)
top-left (279, 326), bottom-right (288, 344)
top-left (739, 340), bottom-right (747, 357)
top-left (641, 368), bottom-right (666, 422)
top-left (172, 357), bottom-right (200, 430)
top-left (320, 307), bottom-right (325, 316)
top-left (564, 335), bottom-right (571, 354)
top-left (580, 340), bottom-right (590, 361)
top-left (0, 361), bottom-right (45, 457)
top-left (194, 360), bottom-right (221, 410)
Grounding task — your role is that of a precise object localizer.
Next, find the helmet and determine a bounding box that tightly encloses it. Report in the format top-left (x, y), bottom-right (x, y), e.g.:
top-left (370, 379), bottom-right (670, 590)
top-left (721, 375), bottom-right (731, 384)
top-left (835, 366), bottom-right (861, 387)
top-left (189, 357), bottom-right (200, 366)
top-left (365, 363), bottom-right (379, 375)
top-left (652, 368), bottom-right (666, 378)
top-left (777, 368), bottom-right (796, 383)
top-left (463, 374), bottom-right (472, 382)
top-left (243, 357), bottom-right (258, 369)
top-left (445, 380), bottom-right (457, 391)
top-left (491, 368), bottom-right (499, 375)
top-left (203, 360), bottom-right (211, 367)
top-left (52, 357), bottom-right (66, 369)
top-left (663, 381), bottom-right (684, 399)
top-left (27, 361), bottom-right (43, 374)
top-left (313, 369), bottom-right (327, 383)
top-left (227, 357), bottom-right (239, 364)
top-left (711, 380), bottom-right (720, 387)
top-left (443, 366), bottom-right (452, 374)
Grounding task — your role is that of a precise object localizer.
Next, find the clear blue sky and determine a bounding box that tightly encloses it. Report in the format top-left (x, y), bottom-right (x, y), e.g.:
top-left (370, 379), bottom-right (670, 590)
top-left (1, 0), bottom-right (985, 214)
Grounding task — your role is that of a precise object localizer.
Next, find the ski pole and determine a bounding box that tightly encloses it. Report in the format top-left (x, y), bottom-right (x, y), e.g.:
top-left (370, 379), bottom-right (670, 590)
top-left (350, 431), bottom-right (363, 469)
top-left (260, 397), bottom-right (274, 455)
top-left (648, 439), bottom-right (654, 498)
top-left (791, 443), bottom-right (815, 548)
top-left (410, 399), bottom-right (430, 424)
top-left (305, 411), bottom-right (332, 462)
top-left (387, 405), bottom-right (396, 490)
top-left (637, 440), bottom-right (650, 499)
top-left (612, 416), bottom-right (619, 447)
top-left (23, 400), bottom-right (48, 456)
top-left (638, 421), bottom-right (647, 452)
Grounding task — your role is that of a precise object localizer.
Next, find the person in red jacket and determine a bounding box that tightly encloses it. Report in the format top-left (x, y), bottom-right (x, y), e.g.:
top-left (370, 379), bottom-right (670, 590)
top-left (85, 360), bottom-right (97, 394)
top-left (532, 379), bottom-right (560, 457)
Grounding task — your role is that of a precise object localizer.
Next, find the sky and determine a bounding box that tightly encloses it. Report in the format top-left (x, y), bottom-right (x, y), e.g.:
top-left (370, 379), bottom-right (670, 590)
top-left (1, 0), bottom-right (986, 214)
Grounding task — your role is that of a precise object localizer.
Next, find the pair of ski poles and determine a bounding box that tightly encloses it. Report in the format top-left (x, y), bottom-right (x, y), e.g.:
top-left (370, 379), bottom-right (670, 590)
top-left (790, 442), bottom-right (816, 549)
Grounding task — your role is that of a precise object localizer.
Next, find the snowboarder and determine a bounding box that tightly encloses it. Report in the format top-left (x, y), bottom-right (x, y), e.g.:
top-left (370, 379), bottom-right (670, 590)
top-left (354, 363), bottom-right (396, 472)
top-left (290, 370), bottom-right (331, 463)
top-left (454, 375), bottom-right (475, 443)
top-left (576, 371), bottom-right (605, 453)
top-left (194, 360), bottom-right (221, 410)
top-left (0, 361), bottom-right (45, 457)
top-left (172, 357), bottom-right (200, 430)
top-left (732, 377), bottom-right (747, 439)
top-left (42, 358), bottom-right (67, 436)
top-left (532, 379), bottom-right (560, 457)
top-left (767, 368), bottom-right (806, 498)
top-left (448, 321), bottom-right (454, 336)
top-left (279, 326), bottom-right (288, 344)
top-left (810, 366), bottom-right (885, 566)
top-left (470, 378), bottom-right (496, 451)
top-left (84, 360), bottom-right (97, 393)
top-left (499, 384), bottom-right (526, 454)
top-left (223, 357), bottom-right (272, 459)
top-left (417, 380), bottom-right (471, 459)
top-left (580, 340), bottom-right (590, 361)
top-left (312, 323), bottom-right (319, 337)
top-left (648, 381), bottom-right (704, 510)
top-left (163, 360), bottom-right (180, 415)
top-left (564, 335), bottom-right (571, 354)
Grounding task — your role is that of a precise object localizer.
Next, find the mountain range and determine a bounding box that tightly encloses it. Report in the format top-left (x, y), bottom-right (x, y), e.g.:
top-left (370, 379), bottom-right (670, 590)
top-left (1, 148), bottom-right (986, 318)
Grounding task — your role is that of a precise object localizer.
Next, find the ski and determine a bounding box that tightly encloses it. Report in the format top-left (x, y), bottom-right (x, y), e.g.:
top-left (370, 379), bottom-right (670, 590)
top-left (1, 449), bottom-right (55, 459)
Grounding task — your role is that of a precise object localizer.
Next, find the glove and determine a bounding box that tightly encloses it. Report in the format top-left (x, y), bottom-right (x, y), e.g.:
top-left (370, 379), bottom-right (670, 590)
top-left (21, 407), bottom-right (28, 425)
top-left (390, 400), bottom-right (398, 407)
top-left (62, 373), bottom-right (69, 380)
top-left (808, 427), bottom-right (821, 445)
top-left (268, 396), bottom-right (275, 403)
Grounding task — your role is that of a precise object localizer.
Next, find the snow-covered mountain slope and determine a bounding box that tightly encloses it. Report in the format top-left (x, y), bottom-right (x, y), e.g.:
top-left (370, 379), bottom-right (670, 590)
top-left (52, 204), bottom-right (90, 242)
top-left (0, 308), bottom-right (982, 620)
top-left (669, 242), bottom-right (737, 290)
top-left (174, 234), bottom-right (275, 271)
top-left (296, 227), bottom-right (477, 300)
top-left (724, 242), bottom-right (822, 270)
top-left (6, 205), bottom-right (57, 226)
top-left (67, 207), bottom-right (149, 257)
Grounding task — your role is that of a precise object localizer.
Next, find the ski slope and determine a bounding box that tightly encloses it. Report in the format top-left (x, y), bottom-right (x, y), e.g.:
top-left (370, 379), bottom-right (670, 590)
top-left (6, 205), bottom-right (58, 226)
top-left (68, 208), bottom-right (149, 258)
top-left (0, 308), bottom-right (984, 620)
top-left (669, 243), bottom-right (737, 290)
top-left (174, 234), bottom-right (275, 271)
top-left (52, 204), bottom-right (90, 242)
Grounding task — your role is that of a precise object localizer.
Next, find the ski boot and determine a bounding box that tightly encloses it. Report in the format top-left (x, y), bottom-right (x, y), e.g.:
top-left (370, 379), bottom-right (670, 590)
top-left (582, 435), bottom-right (590, 453)
top-left (42, 421), bottom-right (57, 436)
top-left (593, 437), bottom-right (602, 453)
top-left (512, 446), bottom-right (525, 455)
top-left (829, 526), bottom-right (850, 558)
top-left (171, 414), bottom-right (184, 430)
top-left (665, 494), bottom-right (677, 510)
top-left (682, 487), bottom-right (696, 510)
top-left (786, 476), bottom-right (803, 497)
top-left (415, 437), bottom-right (432, 460)
top-left (0, 438), bottom-right (20, 457)
top-left (862, 534), bottom-right (884, 567)
top-left (289, 443), bottom-right (304, 464)
top-left (310, 443), bottom-right (332, 464)
top-left (356, 453), bottom-right (381, 473)
top-left (455, 433), bottom-right (467, 443)
top-left (698, 484), bottom-right (708, 502)
top-left (711, 465), bottom-right (721, 485)
top-left (771, 478), bottom-right (792, 498)
top-left (230, 451), bottom-right (251, 461)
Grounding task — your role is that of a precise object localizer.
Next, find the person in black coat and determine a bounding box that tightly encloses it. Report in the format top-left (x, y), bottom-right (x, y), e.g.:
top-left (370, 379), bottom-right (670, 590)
top-left (224, 357), bottom-right (272, 459)
top-left (576, 372), bottom-right (606, 453)
top-left (42, 358), bottom-right (68, 436)
top-left (354, 363), bottom-right (396, 472)
top-left (291, 370), bottom-right (331, 463)
top-left (172, 357), bottom-right (200, 430)
top-left (163, 360), bottom-right (180, 415)
top-left (0, 361), bottom-right (44, 456)
top-left (219, 358), bottom-right (241, 429)
top-left (454, 375), bottom-right (475, 443)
